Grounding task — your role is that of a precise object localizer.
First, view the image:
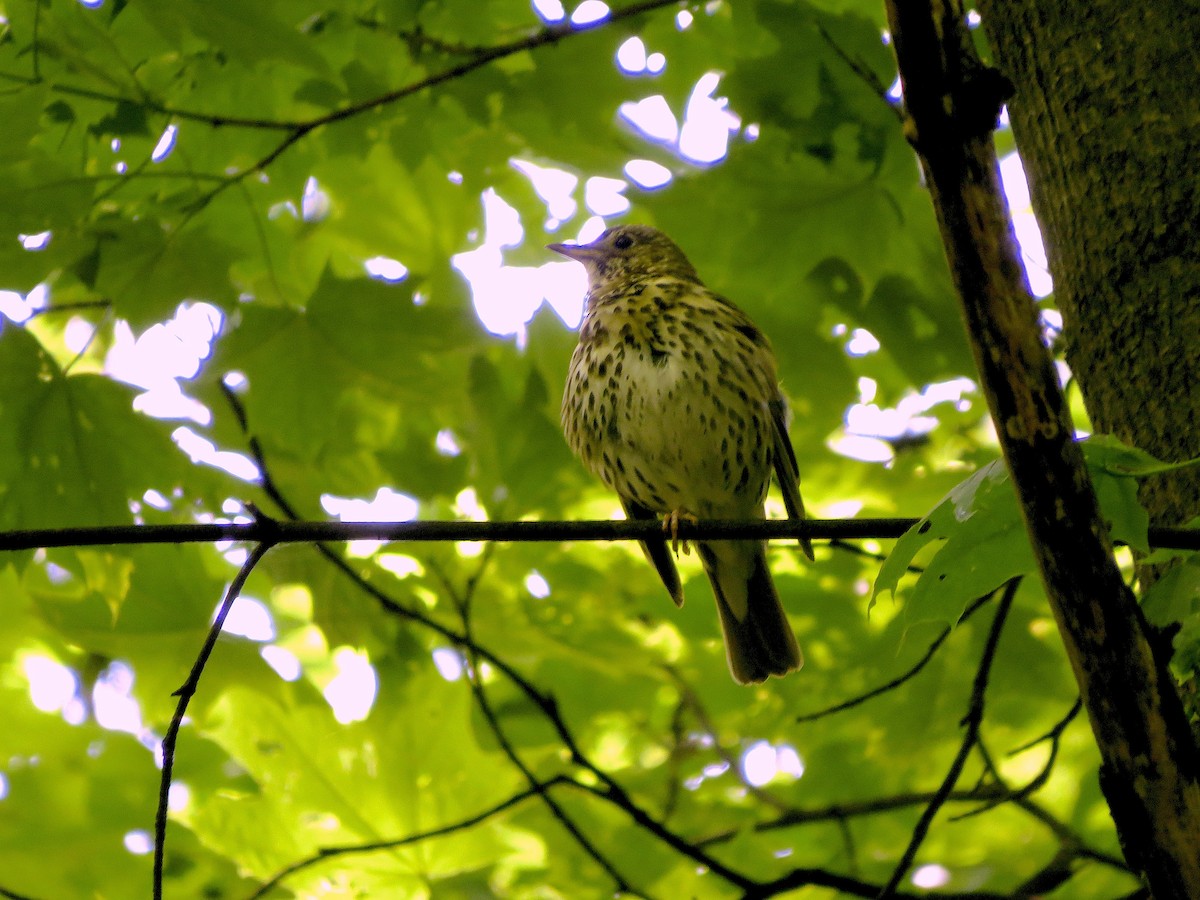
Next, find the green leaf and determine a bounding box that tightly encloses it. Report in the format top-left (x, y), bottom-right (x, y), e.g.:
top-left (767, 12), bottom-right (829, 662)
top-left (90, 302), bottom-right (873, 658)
top-left (873, 460), bottom-right (1033, 624)
top-left (0, 334), bottom-right (190, 528)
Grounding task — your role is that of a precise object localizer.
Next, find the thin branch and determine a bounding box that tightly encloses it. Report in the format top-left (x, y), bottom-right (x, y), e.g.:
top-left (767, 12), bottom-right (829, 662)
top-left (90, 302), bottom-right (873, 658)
top-left (0, 884), bottom-right (43, 900)
top-left (27, 299), bottom-right (113, 318)
top-left (950, 697), bottom-right (1083, 819)
top-left (696, 782), bottom-right (1133, 880)
top-left (224, 388), bottom-right (761, 894)
top-left (246, 776), bottom-right (577, 900)
top-left (795, 590), bottom-right (996, 723)
top-left (1009, 797), bottom-right (1132, 873)
top-left (877, 578), bottom-right (1018, 897)
top-left (699, 786), bottom-right (1009, 846)
top-left (447, 555), bottom-right (644, 898)
top-left (816, 23), bottom-right (904, 121)
top-left (1, 519), bottom-right (1194, 554)
top-left (153, 539), bottom-right (275, 900)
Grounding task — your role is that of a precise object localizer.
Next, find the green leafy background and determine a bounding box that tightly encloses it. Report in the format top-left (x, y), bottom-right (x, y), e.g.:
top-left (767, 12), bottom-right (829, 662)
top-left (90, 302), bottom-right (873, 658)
top-left (0, 1), bottom-right (1150, 897)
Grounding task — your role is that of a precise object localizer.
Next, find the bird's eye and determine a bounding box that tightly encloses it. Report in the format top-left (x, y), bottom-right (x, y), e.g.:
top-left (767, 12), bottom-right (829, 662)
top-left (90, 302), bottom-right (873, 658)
top-left (613, 234), bottom-right (634, 250)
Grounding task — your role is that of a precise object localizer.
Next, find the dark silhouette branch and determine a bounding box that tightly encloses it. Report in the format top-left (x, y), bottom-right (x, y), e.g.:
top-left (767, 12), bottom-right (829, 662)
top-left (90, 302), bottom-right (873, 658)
top-left (878, 578), bottom-right (1017, 897)
top-left (448, 558), bottom-right (646, 898)
top-left (246, 775), bottom-right (577, 900)
top-left (224, 387), bottom-right (761, 894)
top-left (153, 539), bottom-right (275, 900)
top-left (795, 590), bottom-right (996, 723)
top-left (950, 697), bottom-right (1084, 820)
top-left (0, 518), bottom-right (1193, 554)
top-left (4, 0), bottom-right (681, 130)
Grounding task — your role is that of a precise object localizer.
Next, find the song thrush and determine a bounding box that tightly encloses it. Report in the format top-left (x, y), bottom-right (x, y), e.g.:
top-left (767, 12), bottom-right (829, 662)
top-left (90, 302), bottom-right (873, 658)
top-left (550, 224), bottom-right (813, 684)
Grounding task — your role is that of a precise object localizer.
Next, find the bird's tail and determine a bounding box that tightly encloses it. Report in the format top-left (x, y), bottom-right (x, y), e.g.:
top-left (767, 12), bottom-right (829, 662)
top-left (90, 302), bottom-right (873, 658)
top-left (697, 540), bottom-right (802, 684)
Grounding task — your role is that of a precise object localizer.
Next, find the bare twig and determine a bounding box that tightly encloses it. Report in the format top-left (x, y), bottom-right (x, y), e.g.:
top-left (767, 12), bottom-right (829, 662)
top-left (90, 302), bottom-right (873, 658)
top-left (223, 388), bottom-right (758, 893)
top-left (0, 519), bottom-right (1193, 554)
top-left (950, 697), bottom-right (1084, 819)
top-left (246, 776), bottom-right (576, 899)
top-left (877, 577), bottom-right (1018, 897)
top-left (153, 539), bottom-right (275, 900)
top-left (816, 23), bottom-right (904, 121)
top-left (796, 591), bottom-right (996, 723)
top-left (447, 555), bottom-right (645, 897)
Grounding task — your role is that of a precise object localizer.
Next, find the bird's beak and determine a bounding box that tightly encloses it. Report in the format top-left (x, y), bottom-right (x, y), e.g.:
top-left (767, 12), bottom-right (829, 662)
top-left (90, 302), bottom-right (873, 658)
top-left (547, 242), bottom-right (598, 262)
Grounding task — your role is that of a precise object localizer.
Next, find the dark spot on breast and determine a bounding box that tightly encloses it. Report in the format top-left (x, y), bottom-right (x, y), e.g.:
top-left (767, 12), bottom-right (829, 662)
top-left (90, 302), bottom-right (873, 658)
top-left (650, 347), bottom-right (669, 367)
top-left (607, 419), bottom-right (621, 440)
top-left (734, 323), bottom-right (759, 341)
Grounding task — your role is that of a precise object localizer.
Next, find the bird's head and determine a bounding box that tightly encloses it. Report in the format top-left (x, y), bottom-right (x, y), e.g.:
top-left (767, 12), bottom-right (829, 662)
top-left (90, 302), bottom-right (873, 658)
top-left (548, 225), bottom-right (700, 294)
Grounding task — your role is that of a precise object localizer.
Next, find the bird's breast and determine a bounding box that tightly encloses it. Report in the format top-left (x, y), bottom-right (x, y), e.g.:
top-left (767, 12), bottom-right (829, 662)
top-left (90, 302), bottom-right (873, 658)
top-left (563, 300), bottom-right (774, 517)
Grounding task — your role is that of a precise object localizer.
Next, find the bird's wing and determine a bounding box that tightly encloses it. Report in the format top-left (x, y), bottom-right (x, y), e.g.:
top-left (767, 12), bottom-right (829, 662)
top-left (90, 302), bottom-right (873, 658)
top-left (770, 396), bottom-right (815, 561)
top-left (621, 496), bottom-right (685, 607)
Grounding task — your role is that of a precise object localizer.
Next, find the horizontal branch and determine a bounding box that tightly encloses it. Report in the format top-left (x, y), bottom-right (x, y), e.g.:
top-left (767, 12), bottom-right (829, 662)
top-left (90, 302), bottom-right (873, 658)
top-left (0, 519), bottom-right (1196, 553)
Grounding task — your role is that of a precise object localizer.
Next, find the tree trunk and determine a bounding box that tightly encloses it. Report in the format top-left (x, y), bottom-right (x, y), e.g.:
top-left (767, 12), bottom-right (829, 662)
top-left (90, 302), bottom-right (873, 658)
top-left (887, 2), bottom-right (1200, 895)
top-left (978, 0), bottom-right (1200, 538)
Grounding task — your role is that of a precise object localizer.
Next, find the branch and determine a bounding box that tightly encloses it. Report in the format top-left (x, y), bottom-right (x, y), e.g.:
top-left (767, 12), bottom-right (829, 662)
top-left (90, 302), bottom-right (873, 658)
top-left (0, 519), bottom-right (1194, 554)
top-left (462, 619), bottom-right (645, 896)
top-left (949, 697), bottom-right (1083, 820)
top-left (224, 389), bottom-right (758, 895)
top-left (795, 590), bottom-right (995, 723)
top-left (883, 0), bottom-right (1200, 892)
top-left (699, 787), bottom-right (1010, 847)
top-left (153, 539), bottom-right (275, 900)
top-left (246, 776), bottom-right (576, 900)
top-left (878, 577), bottom-right (1017, 897)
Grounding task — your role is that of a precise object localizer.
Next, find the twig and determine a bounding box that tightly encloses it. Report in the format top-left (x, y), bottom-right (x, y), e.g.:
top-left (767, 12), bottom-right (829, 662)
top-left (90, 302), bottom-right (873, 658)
top-left (699, 786), bottom-right (1008, 846)
top-left (224, 386), bottom-right (760, 894)
top-left (246, 776), bottom-right (576, 900)
top-left (0, 519), bottom-right (1193, 554)
top-left (816, 23), bottom-right (904, 121)
top-left (153, 539), bottom-right (275, 900)
top-left (795, 590), bottom-right (994, 723)
top-left (950, 697), bottom-right (1083, 819)
top-left (877, 577), bottom-right (1018, 897)
top-left (447, 556), bottom-right (645, 898)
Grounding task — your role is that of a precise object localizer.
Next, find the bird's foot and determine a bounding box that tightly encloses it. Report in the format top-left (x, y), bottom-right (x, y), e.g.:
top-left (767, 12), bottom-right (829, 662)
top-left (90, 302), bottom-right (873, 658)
top-left (663, 509), bottom-right (698, 556)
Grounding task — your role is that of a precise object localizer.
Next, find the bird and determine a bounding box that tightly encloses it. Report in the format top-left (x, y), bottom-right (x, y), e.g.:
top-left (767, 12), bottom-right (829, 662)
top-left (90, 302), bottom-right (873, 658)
top-left (550, 224), bottom-right (813, 684)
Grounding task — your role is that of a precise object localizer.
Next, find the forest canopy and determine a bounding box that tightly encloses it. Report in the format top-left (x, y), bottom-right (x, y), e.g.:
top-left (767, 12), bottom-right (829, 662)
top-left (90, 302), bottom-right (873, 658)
top-left (0, 1), bottom-right (1181, 898)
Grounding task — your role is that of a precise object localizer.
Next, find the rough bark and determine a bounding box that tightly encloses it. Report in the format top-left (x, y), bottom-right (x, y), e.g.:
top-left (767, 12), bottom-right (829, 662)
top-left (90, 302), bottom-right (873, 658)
top-left (978, 0), bottom-right (1200, 538)
top-left (884, 1), bottom-right (1200, 896)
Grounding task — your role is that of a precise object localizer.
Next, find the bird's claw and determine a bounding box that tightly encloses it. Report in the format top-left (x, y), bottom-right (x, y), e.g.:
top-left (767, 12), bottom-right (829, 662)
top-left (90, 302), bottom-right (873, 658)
top-left (663, 509), bottom-right (699, 556)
